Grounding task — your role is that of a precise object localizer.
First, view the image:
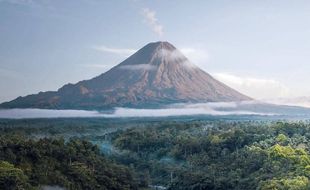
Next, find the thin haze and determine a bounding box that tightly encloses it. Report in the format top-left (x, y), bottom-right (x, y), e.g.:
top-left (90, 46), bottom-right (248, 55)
top-left (0, 0), bottom-right (310, 106)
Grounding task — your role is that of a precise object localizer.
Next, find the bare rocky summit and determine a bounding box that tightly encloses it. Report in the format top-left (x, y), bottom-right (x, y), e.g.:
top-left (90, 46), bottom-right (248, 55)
top-left (0, 41), bottom-right (251, 109)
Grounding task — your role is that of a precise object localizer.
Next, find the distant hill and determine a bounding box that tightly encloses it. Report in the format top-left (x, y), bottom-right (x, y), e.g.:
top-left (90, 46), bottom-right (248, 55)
top-left (0, 41), bottom-right (251, 110)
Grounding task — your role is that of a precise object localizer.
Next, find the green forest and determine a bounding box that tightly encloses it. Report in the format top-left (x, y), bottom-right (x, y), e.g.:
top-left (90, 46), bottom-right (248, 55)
top-left (0, 119), bottom-right (309, 189)
top-left (0, 135), bottom-right (140, 190)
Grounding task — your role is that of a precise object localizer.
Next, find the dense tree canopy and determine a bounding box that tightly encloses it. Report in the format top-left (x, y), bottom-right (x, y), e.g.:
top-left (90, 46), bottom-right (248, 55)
top-left (0, 134), bottom-right (139, 190)
top-left (111, 121), bottom-right (310, 190)
top-left (1, 119), bottom-right (310, 189)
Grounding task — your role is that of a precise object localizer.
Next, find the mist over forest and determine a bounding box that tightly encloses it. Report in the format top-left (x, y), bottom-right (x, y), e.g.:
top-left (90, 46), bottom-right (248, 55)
top-left (1, 0), bottom-right (310, 189)
top-left (0, 118), bottom-right (310, 189)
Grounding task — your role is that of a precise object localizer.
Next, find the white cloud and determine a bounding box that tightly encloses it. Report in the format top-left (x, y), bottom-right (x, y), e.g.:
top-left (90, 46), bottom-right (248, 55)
top-left (102, 104), bottom-right (274, 118)
top-left (141, 8), bottom-right (164, 37)
top-left (157, 46), bottom-right (209, 68)
top-left (171, 101), bottom-right (264, 110)
top-left (212, 73), bottom-right (291, 99)
top-left (0, 103), bottom-right (276, 119)
top-left (0, 109), bottom-right (103, 119)
top-left (155, 48), bottom-right (199, 69)
top-left (92, 46), bottom-right (136, 56)
top-left (92, 43), bottom-right (208, 68)
top-left (90, 44), bottom-right (209, 71)
top-left (180, 48), bottom-right (209, 65)
top-left (263, 97), bottom-right (310, 108)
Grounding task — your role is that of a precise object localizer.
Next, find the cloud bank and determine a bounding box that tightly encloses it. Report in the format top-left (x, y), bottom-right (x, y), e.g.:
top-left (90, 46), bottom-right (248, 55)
top-left (92, 46), bottom-right (136, 56)
top-left (263, 97), bottom-right (310, 108)
top-left (102, 104), bottom-right (272, 118)
top-left (0, 109), bottom-right (103, 119)
top-left (141, 8), bottom-right (164, 37)
top-left (180, 48), bottom-right (209, 65)
top-left (107, 107), bottom-right (213, 117)
top-left (213, 73), bottom-right (291, 99)
top-left (0, 102), bottom-right (275, 119)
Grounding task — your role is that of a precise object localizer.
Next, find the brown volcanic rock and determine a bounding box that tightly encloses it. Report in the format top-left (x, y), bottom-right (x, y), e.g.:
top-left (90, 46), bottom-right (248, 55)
top-left (0, 41), bottom-right (251, 109)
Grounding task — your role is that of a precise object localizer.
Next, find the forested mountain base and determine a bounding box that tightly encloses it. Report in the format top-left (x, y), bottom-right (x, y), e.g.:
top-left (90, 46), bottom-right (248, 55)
top-left (0, 119), bottom-right (310, 189)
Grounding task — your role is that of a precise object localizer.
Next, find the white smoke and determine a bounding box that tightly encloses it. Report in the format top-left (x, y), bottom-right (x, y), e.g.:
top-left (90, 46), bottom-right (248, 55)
top-left (141, 8), bottom-right (164, 37)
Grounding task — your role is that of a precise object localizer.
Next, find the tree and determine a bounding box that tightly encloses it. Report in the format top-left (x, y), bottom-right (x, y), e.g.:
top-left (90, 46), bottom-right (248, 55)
top-left (0, 161), bottom-right (31, 190)
top-left (259, 176), bottom-right (310, 190)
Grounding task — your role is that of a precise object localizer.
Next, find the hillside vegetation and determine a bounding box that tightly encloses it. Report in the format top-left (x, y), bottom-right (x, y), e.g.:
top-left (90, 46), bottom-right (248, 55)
top-left (0, 119), bottom-right (309, 189)
top-left (0, 134), bottom-right (139, 190)
top-left (111, 121), bottom-right (310, 189)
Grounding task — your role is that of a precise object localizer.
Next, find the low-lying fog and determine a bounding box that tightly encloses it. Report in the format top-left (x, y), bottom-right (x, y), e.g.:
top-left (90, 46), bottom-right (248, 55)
top-left (0, 101), bottom-right (309, 119)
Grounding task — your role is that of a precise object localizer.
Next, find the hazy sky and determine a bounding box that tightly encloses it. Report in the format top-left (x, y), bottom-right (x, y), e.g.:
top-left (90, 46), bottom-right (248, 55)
top-left (1, 0), bottom-right (310, 103)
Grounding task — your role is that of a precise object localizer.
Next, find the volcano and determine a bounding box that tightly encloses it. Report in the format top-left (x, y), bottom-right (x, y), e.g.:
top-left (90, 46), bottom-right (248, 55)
top-left (0, 41), bottom-right (251, 110)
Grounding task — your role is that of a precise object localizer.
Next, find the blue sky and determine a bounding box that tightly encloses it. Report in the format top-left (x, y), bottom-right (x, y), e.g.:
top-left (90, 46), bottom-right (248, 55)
top-left (1, 0), bottom-right (310, 104)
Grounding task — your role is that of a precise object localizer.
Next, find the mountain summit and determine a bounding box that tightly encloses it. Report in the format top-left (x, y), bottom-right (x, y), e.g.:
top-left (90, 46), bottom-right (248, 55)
top-left (0, 41), bottom-right (251, 109)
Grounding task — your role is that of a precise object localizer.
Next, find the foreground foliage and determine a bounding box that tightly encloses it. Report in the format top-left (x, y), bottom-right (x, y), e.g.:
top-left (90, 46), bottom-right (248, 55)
top-left (111, 121), bottom-right (310, 190)
top-left (0, 134), bottom-right (138, 190)
top-left (1, 119), bottom-right (310, 189)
